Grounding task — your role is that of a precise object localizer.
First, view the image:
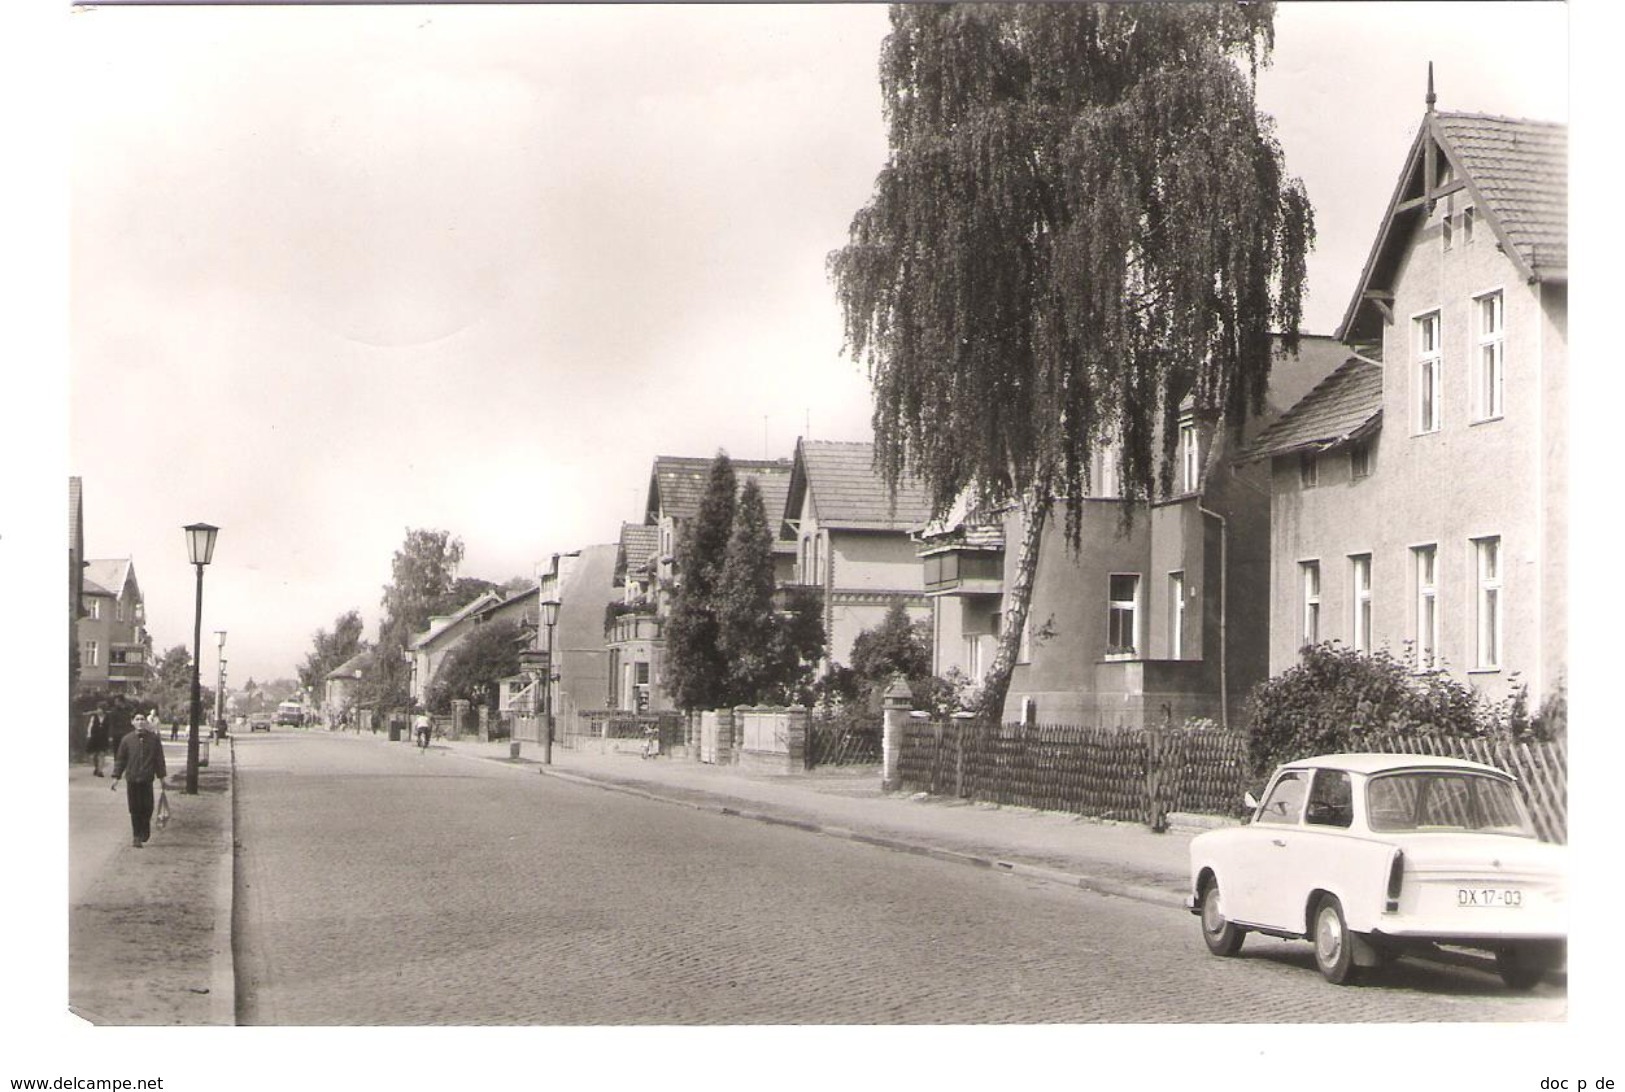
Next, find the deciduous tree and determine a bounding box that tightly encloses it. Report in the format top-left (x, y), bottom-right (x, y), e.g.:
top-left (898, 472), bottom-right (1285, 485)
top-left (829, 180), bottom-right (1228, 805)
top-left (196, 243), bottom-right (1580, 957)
top-left (427, 619), bottom-right (524, 714)
top-left (297, 610), bottom-right (368, 696)
top-left (829, 3), bottom-right (1313, 721)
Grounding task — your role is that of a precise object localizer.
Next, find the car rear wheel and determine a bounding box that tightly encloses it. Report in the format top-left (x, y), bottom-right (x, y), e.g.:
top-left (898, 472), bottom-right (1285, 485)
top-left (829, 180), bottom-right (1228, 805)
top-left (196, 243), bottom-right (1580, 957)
top-left (1496, 944), bottom-right (1558, 991)
top-left (1199, 878), bottom-right (1244, 956)
top-left (1312, 895), bottom-right (1360, 985)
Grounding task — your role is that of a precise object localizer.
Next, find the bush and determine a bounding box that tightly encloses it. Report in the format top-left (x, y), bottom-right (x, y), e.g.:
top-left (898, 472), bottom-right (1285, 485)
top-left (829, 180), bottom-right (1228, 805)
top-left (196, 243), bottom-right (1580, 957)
top-left (1245, 642), bottom-right (1543, 776)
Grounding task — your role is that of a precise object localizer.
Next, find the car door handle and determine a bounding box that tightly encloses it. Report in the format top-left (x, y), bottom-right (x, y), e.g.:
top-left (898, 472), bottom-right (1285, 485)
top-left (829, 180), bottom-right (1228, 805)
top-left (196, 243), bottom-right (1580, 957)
top-left (1271, 839), bottom-right (1287, 847)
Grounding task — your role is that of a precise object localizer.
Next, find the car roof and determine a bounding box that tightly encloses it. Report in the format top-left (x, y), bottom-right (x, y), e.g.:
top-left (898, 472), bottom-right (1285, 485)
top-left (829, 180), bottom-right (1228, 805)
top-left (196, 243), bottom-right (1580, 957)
top-left (1278, 752), bottom-right (1510, 777)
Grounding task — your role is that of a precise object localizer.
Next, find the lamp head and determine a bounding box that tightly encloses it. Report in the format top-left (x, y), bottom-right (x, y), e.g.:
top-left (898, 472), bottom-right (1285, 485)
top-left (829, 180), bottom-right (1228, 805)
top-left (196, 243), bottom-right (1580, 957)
top-left (184, 523), bottom-right (220, 566)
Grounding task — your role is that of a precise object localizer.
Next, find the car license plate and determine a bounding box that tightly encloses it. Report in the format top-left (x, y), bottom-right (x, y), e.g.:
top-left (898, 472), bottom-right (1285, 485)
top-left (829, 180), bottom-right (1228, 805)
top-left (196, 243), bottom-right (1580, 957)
top-left (1457, 887), bottom-right (1523, 908)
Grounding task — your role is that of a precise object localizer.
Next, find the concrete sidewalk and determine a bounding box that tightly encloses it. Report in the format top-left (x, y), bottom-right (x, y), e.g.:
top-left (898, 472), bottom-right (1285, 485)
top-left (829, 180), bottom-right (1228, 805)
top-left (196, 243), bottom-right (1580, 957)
top-left (411, 733), bottom-right (1213, 910)
top-left (67, 739), bottom-right (236, 1026)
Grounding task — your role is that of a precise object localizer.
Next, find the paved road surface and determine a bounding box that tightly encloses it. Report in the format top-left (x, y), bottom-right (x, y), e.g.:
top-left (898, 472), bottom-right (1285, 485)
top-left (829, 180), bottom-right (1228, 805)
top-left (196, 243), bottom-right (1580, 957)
top-left (232, 731), bottom-right (1566, 1024)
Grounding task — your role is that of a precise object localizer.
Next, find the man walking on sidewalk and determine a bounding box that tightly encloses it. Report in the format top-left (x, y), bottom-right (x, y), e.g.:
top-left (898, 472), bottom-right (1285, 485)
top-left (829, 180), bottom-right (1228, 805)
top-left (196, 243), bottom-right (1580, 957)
top-left (110, 714), bottom-right (168, 848)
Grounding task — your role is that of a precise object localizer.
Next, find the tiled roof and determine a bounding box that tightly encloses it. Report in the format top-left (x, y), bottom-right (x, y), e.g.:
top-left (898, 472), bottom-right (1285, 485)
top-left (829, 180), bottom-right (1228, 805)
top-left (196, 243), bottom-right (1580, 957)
top-left (1436, 112), bottom-right (1567, 279)
top-left (617, 522), bottom-right (659, 576)
top-left (647, 455), bottom-right (794, 523)
top-left (83, 559), bottom-right (131, 599)
top-left (1242, 356), bottom-right (1382, 463)
top-left (326, 650), bottom-right (374, 680)
top-left (792, 440), bottom-right (935, 530)
top-left (1339, 111), bottom-right (1567, 343)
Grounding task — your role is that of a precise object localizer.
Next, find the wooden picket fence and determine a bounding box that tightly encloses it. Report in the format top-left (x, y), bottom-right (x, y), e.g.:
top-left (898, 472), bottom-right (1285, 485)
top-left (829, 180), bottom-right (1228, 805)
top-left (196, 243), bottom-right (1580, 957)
top-left (898, 720), bottom-right (1567, 842)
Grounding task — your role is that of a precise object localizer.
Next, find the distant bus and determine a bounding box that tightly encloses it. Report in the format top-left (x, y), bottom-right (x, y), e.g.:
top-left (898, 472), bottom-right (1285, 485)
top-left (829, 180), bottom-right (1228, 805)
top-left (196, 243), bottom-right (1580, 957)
top-left (275, 701), bottom-right (305, 727)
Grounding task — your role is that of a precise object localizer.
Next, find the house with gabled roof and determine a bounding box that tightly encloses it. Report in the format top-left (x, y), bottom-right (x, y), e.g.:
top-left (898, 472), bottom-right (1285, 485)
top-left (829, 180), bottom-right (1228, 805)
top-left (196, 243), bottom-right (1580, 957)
top-left (407, 586), bottom-right (531, 708)
top-left (785, 438), bottom-right (935, 669)
top-left (1249, 91), bottom-right (1566, 706)
top-left (603, 455), bottom-right (795, 713)
top-left (928, 336), bottom-right (1345, 727)
top-left (323, 649), bottom-right (374, 724)
top-left (78, 557), bottom-right (151, 694)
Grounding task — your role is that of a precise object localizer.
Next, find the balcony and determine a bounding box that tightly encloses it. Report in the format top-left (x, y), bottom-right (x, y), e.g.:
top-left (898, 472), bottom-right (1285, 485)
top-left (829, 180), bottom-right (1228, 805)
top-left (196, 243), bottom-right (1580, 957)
top-left (922, 548), bottom-right (1004, 596)
top-left (606, 609), bottom-right (662, 645)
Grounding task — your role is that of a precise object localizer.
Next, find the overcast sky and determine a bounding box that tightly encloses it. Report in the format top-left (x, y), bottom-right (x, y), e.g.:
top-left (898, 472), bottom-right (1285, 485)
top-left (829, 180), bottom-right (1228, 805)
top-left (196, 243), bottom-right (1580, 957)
top-left (59, 2), bottom-right (1571, 689)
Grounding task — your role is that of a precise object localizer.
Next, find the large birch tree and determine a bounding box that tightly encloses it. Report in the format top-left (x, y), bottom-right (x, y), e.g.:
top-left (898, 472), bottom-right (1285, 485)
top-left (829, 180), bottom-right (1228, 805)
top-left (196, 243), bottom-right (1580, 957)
top-left (830, 3), bottom-right (1313, 720)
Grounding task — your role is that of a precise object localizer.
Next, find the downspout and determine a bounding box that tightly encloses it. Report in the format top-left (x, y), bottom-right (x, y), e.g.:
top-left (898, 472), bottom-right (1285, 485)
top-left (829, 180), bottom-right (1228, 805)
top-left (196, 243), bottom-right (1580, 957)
top-left (1197, 504), bottom-right (1228, 732)
top-left (1532, 280), bottom-right (1545, 706)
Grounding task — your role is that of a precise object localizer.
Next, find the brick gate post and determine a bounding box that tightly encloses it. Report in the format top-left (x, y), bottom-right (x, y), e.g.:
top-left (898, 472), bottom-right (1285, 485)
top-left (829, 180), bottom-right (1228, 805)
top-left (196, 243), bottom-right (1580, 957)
top-left (881, 677), bottom-right (912, 791)
top-left (786, 705), bottom-right (808, 772)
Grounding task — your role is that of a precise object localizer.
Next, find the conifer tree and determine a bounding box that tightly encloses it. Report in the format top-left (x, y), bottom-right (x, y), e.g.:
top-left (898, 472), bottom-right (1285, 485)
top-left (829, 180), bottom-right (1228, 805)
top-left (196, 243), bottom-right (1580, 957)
top-left (664, 453), bottom-right (737, 711)
top-left (717, 478), bottom-right (779, 705)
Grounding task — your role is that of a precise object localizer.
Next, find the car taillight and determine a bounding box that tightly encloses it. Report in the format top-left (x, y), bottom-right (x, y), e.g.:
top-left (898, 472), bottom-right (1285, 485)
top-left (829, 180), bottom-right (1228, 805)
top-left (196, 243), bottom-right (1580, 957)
top-left (1385, 849), bottom-right (1404, 912)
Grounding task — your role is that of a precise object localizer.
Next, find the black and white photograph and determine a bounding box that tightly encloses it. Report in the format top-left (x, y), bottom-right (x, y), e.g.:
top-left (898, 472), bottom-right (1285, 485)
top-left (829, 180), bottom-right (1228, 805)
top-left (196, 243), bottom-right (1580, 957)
top-left (5, 0), bottom-right (1613, 1087)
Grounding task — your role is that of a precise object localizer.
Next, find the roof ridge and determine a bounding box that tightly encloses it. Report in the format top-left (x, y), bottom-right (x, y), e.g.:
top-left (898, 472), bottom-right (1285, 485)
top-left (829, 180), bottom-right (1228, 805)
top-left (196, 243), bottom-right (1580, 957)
top-left (1436, 110), bottom-right (1567, 130)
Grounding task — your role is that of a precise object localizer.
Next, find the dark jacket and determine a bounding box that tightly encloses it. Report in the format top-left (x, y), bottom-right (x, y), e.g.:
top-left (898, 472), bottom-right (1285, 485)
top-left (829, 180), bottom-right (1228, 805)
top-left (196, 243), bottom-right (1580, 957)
top-left (112, 727), bottom-right (167, 784)
top-left (86, 713), bottom-right (110, 752)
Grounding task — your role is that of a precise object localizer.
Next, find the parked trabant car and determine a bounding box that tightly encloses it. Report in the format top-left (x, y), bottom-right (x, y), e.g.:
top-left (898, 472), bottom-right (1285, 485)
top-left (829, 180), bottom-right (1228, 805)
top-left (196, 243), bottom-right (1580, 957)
top-left (1188, 753), bottom-right (1564, 988)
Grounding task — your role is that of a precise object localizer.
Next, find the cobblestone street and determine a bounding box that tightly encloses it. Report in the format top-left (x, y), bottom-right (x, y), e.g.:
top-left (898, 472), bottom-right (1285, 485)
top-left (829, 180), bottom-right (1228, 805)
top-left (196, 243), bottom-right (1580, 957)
top-left (232, 732), bottom-right (1565, 1025)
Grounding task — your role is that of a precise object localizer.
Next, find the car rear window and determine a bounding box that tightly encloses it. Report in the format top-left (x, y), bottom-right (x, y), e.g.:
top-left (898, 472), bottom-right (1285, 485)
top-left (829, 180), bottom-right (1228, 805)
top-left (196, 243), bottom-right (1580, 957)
top-left (1365, 771), bottom-right (1535, 836)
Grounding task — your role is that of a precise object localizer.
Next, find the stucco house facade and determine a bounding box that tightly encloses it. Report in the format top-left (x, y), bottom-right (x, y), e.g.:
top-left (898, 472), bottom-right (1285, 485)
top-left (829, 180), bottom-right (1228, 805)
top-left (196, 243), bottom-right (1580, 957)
top-left (605, 455), bottom-right (794, 713)
top-left (1249, 107), bottom-right (1566, 708)
top-left (929, 337), bottom-right (1345, 728)
top-left (78, 558), bottom-right (152, 695)
top-left (323, 650), bottom-right (374, 724)
top-left (784, 438), bottom-right (935, 669)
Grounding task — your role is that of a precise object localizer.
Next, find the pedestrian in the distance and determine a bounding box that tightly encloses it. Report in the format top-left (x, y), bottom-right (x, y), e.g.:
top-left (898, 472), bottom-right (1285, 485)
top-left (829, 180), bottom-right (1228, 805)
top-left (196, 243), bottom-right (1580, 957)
top-left (110, 713), bottom-right (168, 848)
top-left (86, 706), bottom-right (110, 777)
top-left (414, 708), bottom-right (431, 750)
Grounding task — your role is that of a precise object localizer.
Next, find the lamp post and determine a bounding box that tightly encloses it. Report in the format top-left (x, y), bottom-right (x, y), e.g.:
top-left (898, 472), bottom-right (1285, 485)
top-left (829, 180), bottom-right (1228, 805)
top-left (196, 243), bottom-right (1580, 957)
top-left (183, 523), bottom-right (219, 795)
top-left (539, 593), bottom-right (560, 766)
top-left (214, 630), bottom-right (227, 739)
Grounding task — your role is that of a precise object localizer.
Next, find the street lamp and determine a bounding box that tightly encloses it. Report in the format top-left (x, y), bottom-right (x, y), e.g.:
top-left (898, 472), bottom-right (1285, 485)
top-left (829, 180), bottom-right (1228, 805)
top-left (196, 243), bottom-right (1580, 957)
top-left (539, 593), bottom-right (560, 766)
top-left (183, 523), bottom-right (219, 795)
top-left (214, 630), bottom-right (227, 739)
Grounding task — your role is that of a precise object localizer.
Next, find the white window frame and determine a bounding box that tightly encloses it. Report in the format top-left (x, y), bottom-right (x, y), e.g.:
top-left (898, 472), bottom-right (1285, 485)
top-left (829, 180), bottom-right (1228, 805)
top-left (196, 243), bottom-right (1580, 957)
top-left (85, 598), bottom-right (100, 620)
top-left (1300, 561), bottom-right (1321, 646)
top-left (1473, 536), bottom-right (1503, 671)
top-left (1350, 554), bottom-right (1373, 654)
top-left (1168, 571), bottom-right (1185, 659)
top-left (1462, 205), bottom-right (1475, 244)
top-left (963, 634), bottom-right (982, 680)
top-left (1415, 312), bottom-right (1442, 434)
top-left (85, 640), bottom-right (99, 667)
top-left (1473, 290), bottom-right (1504, 422)
top-left (1106, 573), bottom-right (1140, 659)
top-left (1179, 421), bottom-right (1200, 494)
top-left (1095, 444), bottom-right (1120, 499)
top-left (1413, 544), bottom-right (1439, 670)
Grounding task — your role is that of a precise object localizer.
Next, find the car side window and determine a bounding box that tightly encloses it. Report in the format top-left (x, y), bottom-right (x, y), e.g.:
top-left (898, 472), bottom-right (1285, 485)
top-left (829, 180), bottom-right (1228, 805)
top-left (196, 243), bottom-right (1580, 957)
top-left (1255, 771), bottom-right (1308, 825)
top-left (1305, 769), bottom-right (1353, 828)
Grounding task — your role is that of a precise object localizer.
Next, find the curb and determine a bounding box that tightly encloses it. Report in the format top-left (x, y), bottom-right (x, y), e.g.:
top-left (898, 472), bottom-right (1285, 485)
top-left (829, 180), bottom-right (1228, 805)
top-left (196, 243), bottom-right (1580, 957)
top-left (530, 763), bottom-right (1188, 912)
top-left (211, 738), bottom-right (237, 1026)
